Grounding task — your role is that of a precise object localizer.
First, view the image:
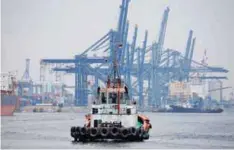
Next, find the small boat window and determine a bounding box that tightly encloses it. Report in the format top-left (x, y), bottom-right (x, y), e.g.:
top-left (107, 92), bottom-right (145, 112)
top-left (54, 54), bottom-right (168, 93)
top-left (121, 93), bottom-right (126, 104)
top-left (109, 92), bottom-right (117, 104)
top-left (101, 92), bottom-right (106, 104)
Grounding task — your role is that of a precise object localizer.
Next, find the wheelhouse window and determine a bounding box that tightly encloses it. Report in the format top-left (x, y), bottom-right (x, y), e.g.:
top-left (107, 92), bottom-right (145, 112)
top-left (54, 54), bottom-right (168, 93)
top-left (108, 92), bottom-right (127, 104)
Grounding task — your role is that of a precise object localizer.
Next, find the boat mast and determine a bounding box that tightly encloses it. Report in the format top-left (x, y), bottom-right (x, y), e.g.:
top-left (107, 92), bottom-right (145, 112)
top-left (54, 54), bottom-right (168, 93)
top-left (106, 0), bottom-right (130, 114)
top-left (109, 37), bottom-right (122, 115)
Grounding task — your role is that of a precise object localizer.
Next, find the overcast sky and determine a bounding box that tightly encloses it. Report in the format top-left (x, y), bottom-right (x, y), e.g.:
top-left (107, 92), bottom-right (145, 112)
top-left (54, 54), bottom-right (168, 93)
top-left (1, 0), bottom-right (234, 97)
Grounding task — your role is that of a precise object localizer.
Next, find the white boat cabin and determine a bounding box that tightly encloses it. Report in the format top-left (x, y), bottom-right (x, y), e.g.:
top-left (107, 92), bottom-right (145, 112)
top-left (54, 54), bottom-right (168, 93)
top-left (90, 86), bottom-right (137, 128)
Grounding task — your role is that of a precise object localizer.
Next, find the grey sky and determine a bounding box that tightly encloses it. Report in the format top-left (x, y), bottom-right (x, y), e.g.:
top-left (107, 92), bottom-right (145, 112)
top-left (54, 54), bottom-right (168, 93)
top-left (1, 0), bottom-right (234, 97)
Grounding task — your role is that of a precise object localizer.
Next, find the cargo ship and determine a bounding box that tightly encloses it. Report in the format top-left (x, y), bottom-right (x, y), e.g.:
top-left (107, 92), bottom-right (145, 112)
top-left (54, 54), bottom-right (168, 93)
top-left (154, 80), bottom-right (224, 113)
top-left (0, 72), bottom-right (19, 116)
top-left (169, 105), bottom-right (223, 113)
top-left (149, 96), bottom-right (224, 113)
top-left (1, 91), bottom-right (18, 116)
top-left (150, 104), bottom-right (223, 113)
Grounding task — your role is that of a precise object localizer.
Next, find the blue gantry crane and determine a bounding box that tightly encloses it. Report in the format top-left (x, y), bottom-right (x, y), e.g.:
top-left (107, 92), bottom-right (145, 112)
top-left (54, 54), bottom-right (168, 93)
top-left (18, 59), bottom-right (33, 100)
top-left (40, 0), bottom-right (229, 107)
top-left (41, 0), bottom-right (131, 106)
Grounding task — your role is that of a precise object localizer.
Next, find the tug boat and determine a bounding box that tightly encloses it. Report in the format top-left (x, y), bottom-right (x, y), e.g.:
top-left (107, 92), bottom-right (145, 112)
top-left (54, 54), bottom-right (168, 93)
top-left (70, 77), bottom-right (152, 142)
top-left (70, 43), bottom-right (152, 142)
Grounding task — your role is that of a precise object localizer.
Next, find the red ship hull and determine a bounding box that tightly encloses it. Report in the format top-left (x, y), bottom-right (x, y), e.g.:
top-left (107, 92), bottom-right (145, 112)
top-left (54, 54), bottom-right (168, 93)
top-left (1, 94), bottom-right (18, 116)
top-left (0, 105), bottom-right (16, 116)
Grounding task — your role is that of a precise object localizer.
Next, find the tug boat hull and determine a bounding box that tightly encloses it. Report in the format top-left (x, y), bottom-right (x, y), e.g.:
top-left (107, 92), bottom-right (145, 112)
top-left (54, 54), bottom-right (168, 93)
top-left (71, 125), bottom-right (149, 142)
top-left (70, 113), bottom-right (151, 142)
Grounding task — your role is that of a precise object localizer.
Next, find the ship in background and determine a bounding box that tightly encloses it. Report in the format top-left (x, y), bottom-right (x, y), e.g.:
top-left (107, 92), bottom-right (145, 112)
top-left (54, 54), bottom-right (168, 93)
top-left (149, 79), bottom-right (225, 113)
top-left (0, 72), bottom-right (19, 116)
top-left (169, 104), bottom-right (223, 113)
top-left (168, 79), bottom-right (224, 113)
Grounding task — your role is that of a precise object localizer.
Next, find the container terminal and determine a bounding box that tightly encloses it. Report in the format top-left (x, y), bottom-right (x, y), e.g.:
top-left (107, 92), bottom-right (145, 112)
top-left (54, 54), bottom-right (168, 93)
top-left (1, 0), bottom-right (234, 149)
top-left (1, 0), bottom-right (233, 116)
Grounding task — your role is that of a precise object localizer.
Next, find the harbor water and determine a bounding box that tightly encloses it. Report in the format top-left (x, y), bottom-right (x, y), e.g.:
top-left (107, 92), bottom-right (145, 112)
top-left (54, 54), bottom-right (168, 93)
top-left (1, 110), bottom-right (234, 149)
